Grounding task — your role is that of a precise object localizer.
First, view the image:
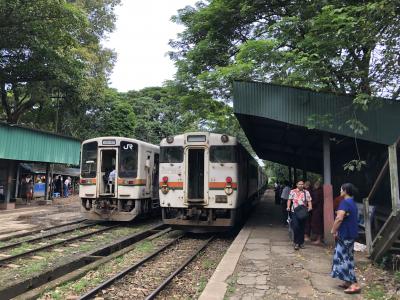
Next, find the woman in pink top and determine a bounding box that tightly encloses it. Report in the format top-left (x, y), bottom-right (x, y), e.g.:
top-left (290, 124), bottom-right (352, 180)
top-left (287, 180), bottom-right (312, 250)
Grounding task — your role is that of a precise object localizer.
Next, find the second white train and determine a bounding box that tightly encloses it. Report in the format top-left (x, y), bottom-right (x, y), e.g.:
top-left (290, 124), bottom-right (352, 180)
top-left (159, 132), bottom-right (266, 231)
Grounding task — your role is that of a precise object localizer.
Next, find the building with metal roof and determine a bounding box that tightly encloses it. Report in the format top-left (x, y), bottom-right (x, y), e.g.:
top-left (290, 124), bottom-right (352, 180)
top-left (0, 123), bottom-right (81, 208)
top-left (233, 81), bottom-right (400, 245)
top-left (0, 123), bottom-right (80, 164)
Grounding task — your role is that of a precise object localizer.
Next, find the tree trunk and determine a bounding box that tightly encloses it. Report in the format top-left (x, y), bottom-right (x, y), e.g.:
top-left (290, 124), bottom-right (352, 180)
top-left (1, 82), bottom-right (12, 122)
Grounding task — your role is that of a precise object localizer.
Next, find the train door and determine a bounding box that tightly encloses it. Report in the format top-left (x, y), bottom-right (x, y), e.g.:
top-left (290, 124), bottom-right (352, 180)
top-left (152, 153), bottom-right (159, 199)
top-left (145, 151), bottom-right (152, 196)
top-left (99, 149), bottom-right (117, 196)
top-left (187, 148), bottom-right (206, 202)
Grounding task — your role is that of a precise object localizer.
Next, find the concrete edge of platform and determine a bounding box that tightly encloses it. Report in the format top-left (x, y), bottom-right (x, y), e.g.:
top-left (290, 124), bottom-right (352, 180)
top-left (199, 224), bottom-right (252, 300)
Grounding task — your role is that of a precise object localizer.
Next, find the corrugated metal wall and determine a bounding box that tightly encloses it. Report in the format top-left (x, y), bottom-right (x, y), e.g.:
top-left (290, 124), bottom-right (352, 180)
top-left (233, 81), bottom-right (400, 145)
top-left (0, 124), bottom-right (81, 165)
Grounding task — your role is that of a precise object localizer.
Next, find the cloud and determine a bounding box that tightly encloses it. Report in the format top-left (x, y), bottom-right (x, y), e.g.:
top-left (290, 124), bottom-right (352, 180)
top-left (103, 0), bottom-right (197, 92)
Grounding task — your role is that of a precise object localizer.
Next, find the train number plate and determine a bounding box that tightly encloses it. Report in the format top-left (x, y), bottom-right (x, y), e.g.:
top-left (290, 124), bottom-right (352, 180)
top-left (215, 195), bottom-right (228, 203)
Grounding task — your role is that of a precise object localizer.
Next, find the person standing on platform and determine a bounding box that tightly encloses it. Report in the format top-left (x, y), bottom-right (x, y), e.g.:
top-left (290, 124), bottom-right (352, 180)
top-left (26, 176), bottom-right (33, 202)
top-left (331, 183), bottom-right (361, 294)
top-left (274, 182), bottom-right (281, 205)
top-left (304, 180), bottom-right (312, 241)
top-left (287, 180), bottom-right (312, 250)
top-left (280, 180), bottom-right (291, 225)
top-left (20, 177), bottom-right (27, 201)
top-left (64, 176), bottom-right (70, 197)
top-left (311, 181), bottom-right (324, 244)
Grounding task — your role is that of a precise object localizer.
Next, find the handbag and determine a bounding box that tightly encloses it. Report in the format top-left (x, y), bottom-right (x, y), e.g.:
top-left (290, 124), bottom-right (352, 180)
top-left (294, 191), bottom-right (309, 220)
top-left (294, 205), bottom-right (309, 220)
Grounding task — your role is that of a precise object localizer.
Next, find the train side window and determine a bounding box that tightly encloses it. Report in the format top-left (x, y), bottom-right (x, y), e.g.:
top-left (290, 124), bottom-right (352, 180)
top-left (119, 142), bottom-right (138, 178)
top-left (209, 146), bottom-right (237, 163)
top-left (160, 146), bottom-right (183, 163)
top-left (81, 142), bottom-right (97, 178)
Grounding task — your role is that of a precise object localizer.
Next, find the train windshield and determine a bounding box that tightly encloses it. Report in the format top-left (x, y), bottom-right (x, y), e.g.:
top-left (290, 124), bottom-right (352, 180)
top-left (81, 142), bottom-right (98, 178)
top-left (160, 146), bottom-right (183, 163)
top-left (210, 146), bottom-right (237, 163)
top-left (119, 141), bottom-right (138, 178)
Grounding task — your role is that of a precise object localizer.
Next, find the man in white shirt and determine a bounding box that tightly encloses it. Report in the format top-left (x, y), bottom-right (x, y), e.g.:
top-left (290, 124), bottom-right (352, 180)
top-left (108, 169), bottom-right (116, 193)
top-left (64, 177), bottom-right (71, 197)
top-left (108, 169), bottom-right (116, 182)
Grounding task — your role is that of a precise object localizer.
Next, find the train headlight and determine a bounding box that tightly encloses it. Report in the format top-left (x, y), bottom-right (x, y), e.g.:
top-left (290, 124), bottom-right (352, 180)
top-left (161, 176), bottom-right (169, 194)
top-left (224, 186), bottom-right (234, 195)
top-left (166, 136), bottom-right (174, 144)
top-left (221, 134), bottom-right (229, 143)
top-left (224, 177), bottom-right (234, 195)
top-left (161, 185), bottom-right (169, 194)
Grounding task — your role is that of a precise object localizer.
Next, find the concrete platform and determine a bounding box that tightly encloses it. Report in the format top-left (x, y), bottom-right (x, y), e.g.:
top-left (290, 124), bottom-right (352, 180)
top-left (0, 195), bottom-right (81, 240)
top-left (200, 190), bottom-right (365, 300)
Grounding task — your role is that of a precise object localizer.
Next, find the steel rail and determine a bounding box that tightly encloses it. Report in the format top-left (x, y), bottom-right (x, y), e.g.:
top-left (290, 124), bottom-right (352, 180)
top-left (78, 234), bottom-right (185, 300)
top-left (0, 223), bottom-right (167, 300)
top-left (0, 221), bottom-right (95, 252)
top-left (145, 236), bottom-right (214, 300)
top-left (0, 219), bottom-right (86, 242)
top-left (0, 224), bottom-right (120, 265)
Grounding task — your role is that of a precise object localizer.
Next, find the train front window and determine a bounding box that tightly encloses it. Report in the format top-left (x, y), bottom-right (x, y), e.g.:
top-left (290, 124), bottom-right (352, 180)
top-left (160, 146), bottom-right (183, 163)
top-left (81, 142), bottom-right (98, 178)
top-left (210, 146), bottom-right (237, 163)
top-left (119, 141), bottom-right (138, 178)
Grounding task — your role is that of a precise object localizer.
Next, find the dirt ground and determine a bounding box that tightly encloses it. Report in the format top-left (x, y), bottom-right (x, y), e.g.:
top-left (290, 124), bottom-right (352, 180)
top-left (0, 195), bottom-right (82, 239)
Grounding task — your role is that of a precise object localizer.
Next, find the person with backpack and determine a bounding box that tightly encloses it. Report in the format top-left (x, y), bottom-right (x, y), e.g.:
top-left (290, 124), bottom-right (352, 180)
top-left (287, 180), bottom-right (312, 250)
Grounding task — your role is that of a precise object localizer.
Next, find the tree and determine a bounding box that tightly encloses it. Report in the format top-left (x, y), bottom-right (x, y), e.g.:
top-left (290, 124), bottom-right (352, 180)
top-left (71, 84), bottom-right (248, 150)
top-left (170, 0), bottom-right (400, 102)
top-left (0, 0), bottom-right (120, 124)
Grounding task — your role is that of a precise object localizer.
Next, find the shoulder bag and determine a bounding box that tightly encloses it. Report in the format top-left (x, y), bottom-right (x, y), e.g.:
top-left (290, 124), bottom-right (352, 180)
top-left (294, 191), bottom-right (309, 221)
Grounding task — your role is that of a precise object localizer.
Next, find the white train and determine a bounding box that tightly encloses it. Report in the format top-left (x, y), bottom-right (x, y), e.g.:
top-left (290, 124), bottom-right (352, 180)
top-left (79, 137), bottom-right (160, 221)
top-left (159, 132), bottom-right (266, 231)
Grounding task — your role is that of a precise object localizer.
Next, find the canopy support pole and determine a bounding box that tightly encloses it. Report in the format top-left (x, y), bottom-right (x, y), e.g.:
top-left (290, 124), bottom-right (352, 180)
top-left (44, 163), bottom-right (50, 201)
top-left (323, 133), bottom-right (334, 244)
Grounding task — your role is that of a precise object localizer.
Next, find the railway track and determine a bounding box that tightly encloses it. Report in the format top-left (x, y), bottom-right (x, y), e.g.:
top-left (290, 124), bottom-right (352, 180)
top-left (0, 219), bottom-right (86, 242)
top-left (0, 224), bottom-right (119, 265)
top-left (0, 220), bottom-right (95, 251)
top-left (78, 233), bottom-right (214, 300)
top-left (0, 223), bottom-right (167, 300)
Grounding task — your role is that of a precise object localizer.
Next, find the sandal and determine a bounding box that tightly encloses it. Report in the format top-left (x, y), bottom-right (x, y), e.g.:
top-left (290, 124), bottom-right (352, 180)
top-left (338, 283), bottom-right (351, 289)
top-left (344, 285), bottom-right (361, 294)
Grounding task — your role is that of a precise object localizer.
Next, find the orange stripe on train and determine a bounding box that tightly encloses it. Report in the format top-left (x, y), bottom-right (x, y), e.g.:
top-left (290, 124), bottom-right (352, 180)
top-left (117, 178), bottom-right (146, 185)
top-left (159, 181), bottom-right (184, 188)
top-left (208, 182), bottom-right (238, 189)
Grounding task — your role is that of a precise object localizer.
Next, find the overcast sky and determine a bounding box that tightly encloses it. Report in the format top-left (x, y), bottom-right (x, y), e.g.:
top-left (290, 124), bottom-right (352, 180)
top-left (103, 0), bottom-right (197, 92)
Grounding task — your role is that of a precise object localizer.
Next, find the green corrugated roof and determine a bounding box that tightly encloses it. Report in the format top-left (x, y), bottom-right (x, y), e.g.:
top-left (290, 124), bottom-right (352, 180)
top-left (233, 81), bottom-right (400, 145)
top-left (0, 123), bottom-right (81, 165)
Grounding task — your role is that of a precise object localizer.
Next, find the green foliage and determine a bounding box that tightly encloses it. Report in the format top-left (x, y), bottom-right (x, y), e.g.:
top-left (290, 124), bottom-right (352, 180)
top-left (264, 161), bottom-right (321, 185)
top-left (343, 160), bottom-right (367, 172)
top-left (365, 284), bottom-right (386, 299)
top-left (394, 271), bottom-right (400, 283)
top-left (171, 0), bottom-right (400, 101)
top-left (306, 114), bottom-right (334, 130)
top-left (0, 0), bottom-right (120, 125)
top-left (345, 118), bottom-right (369, 135)
top-left (73, 85), bottom-right (252, 152)
top-left (169, 0), bottom-right (400, 172)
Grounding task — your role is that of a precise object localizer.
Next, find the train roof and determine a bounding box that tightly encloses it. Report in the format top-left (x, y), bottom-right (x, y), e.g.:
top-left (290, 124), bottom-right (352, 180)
top-left (82, 136), bottom-right (159, 150)
top-left (160, 132), bottom-right (238, 146)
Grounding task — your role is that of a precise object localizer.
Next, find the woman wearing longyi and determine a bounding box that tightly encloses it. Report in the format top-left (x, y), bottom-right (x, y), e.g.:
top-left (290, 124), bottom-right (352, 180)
top-left (331, 183), bottom-right (361, 294)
